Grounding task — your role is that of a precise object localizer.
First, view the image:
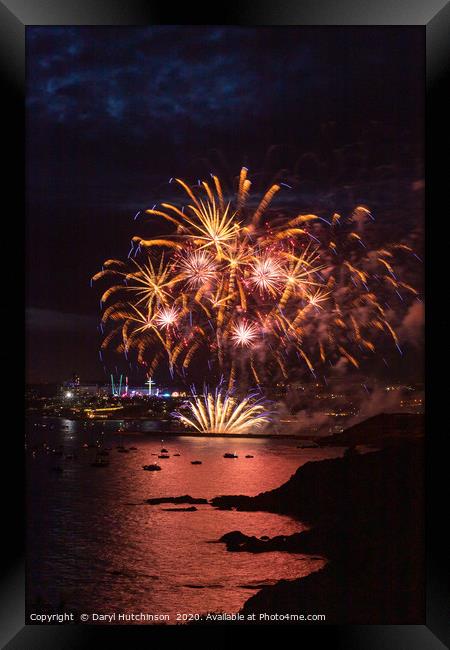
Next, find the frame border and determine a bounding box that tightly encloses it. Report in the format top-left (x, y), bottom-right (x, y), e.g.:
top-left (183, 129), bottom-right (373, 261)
top-left (4, 0), bottom-right (448, 646)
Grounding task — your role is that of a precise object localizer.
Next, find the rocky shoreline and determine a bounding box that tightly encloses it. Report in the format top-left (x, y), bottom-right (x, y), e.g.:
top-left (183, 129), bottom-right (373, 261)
top-left (211, 418), bottom-right (424, 623)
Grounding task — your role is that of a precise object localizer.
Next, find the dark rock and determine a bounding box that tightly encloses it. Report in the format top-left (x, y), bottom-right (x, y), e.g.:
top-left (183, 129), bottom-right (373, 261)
top-left (161, 506), bottom-right (198, 512)
top-left (219, 531), bottom-right (250, 545)
top-left (218, 530), bottom-right (308, 553)
top-left (145, 495), bottom-right (208, 505)
top-left (211, 494), bottom-right (256, 511)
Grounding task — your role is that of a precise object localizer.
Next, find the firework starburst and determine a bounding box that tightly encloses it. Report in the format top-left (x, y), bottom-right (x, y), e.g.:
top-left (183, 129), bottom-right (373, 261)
top-left (174, 387), bottom-right (269, 434)
top-left (94, 167), bottom-right (420, 384)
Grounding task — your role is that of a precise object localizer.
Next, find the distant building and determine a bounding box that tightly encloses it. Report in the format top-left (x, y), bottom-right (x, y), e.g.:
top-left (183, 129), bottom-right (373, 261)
top-left (59, 378), bottom-right (99, 399)
top-left (98, 379), bottom-right (186, 398)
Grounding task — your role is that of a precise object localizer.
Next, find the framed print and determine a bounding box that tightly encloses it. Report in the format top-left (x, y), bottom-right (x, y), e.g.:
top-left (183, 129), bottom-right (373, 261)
top-left (2, 0), bottom-right (448, 647)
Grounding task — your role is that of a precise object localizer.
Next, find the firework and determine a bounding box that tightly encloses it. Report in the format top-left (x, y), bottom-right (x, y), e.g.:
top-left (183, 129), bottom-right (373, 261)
top-left (94, 167), bottom-right (420, 384)
top-left (174, 387), bottom-right (269, 434)
top-left (230, 319), bottom-right (259, 348)
top-left (178, 249), bottom-right (217, 287)
top-left (249, 255), bottom-right (283, 295)
top-left (154, 306), bottom-right (179, 330)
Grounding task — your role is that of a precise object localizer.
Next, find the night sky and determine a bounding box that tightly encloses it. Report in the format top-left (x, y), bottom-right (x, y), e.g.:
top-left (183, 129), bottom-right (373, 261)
top-left (26, 26), bottom-right (424, 384)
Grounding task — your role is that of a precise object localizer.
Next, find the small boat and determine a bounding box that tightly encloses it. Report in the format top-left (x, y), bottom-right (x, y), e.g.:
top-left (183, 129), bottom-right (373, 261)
top-left (191, 460), bottom-right (202, 465)
top-left (223, 453), bottom-right (238, 459)
top-left (158, 454), bottom-right (170, 459)
top-left (117, 446), bottom-right (130, 453)
top-left (174, 453), bottom-right (181, 457)
top-left (245, 454), bottom-right (254, 458)
top-left (160, 448), bottom-right (168, 453)
top-left (143, 464), bottom-right (161, 471)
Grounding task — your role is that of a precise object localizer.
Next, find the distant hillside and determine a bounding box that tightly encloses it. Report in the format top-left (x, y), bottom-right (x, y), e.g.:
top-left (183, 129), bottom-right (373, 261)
top-left (318, 412), bottom-right (424, 447)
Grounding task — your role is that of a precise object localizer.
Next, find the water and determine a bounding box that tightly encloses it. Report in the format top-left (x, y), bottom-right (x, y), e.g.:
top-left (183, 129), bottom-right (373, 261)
top-left (27, 418), bottom-right (345, 623)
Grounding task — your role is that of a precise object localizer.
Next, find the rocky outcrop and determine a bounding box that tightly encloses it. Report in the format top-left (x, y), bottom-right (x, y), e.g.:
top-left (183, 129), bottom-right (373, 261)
top-left (145, 495), bottom-right (208, 505)
top-left (219, 530), bottom-right (318, 554)
top-left (213, 440), bottom-right (424, 623)
top-left (212, 441), bottom-right (423, 523)
top-left (161, 506), bottom-right (198, 512)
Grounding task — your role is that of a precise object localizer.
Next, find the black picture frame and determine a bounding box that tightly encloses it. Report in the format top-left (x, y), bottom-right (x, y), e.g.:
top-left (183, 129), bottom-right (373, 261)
top-left (3, 1), bottom-right (448, 646)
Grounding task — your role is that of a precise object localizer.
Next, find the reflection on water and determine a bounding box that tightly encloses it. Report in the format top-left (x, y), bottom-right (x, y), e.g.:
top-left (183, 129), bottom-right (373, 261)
top-left (27, 418), bottom-right (344, 622)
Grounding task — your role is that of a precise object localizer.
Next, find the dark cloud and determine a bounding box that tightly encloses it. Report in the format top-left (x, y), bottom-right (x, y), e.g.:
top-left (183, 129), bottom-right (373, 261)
top-left (27, 27), bottom-right (423, 147)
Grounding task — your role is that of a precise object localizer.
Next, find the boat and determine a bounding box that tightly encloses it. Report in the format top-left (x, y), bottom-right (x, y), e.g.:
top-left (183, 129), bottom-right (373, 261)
top-left (174, 453), bottom-right (181, 457)
top-left (245, 454), bottom-right (254, 458)
top-left (223, 453), bottom-right (238, 459)
top-left (158, 454), bottom-right (170, 459)
top-left (160, 448), bottom-right (168, 453)
top-left (117, 446), bottom-right (130, 453)
top-left (143, 464), bottom-right (161, 471)
top-left (191, 460), bottom-right (202, 465)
